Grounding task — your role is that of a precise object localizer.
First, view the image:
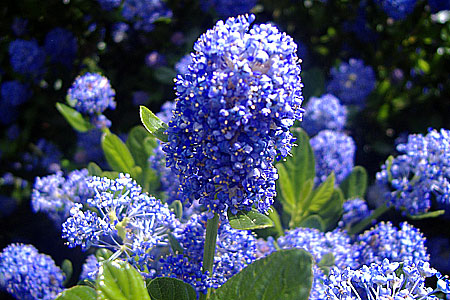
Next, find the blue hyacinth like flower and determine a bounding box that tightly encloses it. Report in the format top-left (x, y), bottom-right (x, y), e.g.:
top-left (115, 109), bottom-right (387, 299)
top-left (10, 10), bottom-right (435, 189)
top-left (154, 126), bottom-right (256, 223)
top-left (200, 0), bottom-right (257, 17)
top-left (323, 259), bottom-right (450, 299)
top-left (376, 128), bottom-right (450, 216)
top-left (22, 138), bottom-right (62, 173)
top-left (174, 54), bottom-right (193, 76)
top-left (164, 14), bottom-right (304, 216)
top-left (62, 174), bottom-right (178, 271)
top-left (356, 221), bottom-right (429, 266)
top-left (79, 254), bottom-right (99, 281)
top-left (11, 18), bottom-right (28, 36)
top-left (302, 94), bottom-right (347, 137)
top-left (310, 130), bottom-right (355, 185)
top-left (327, 58), bottom-right (375, 106)
top-left (44, 28), bottom-right (78, 68)
top-left (338, 198), bottom-right (373, 230)
top-left (0, 243), bottom-right (64, 300)
top-left (97, 0), bottom-right (121, 10)
top-left (1, 80), bottom-right (31, 106)
top-left (31, 169), bottom-right (93, 226)
top-left (375, 0), bottom-right (418, 20)
top-left (429, 0), bottom-right (450, 12)
top-left (68, 72), bottom-right (116, 115)
top-left (74, 129), bottom-right (105, 166)
top-left (121, 0), bottom-right (173, 32)
top-left (9, 39), bottom-right (46, 79)
top-left (343, 1), bottom-right (378, 43)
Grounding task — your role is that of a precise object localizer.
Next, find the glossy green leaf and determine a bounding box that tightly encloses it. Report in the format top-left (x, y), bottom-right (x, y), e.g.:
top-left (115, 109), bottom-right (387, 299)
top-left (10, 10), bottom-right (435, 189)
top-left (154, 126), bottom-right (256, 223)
top-left (228, 209), bottom-right (274, 230)
top-left (211, 249), bottom-right (313, 300)
top-left (140, 106), bottom-right (168, 142)
top-left (169, 200), bottom-right (183, 219)
top-left (147, 277), bottom-right (196, 300)
top-left (319, 188), bottom-right (344, 230)
top-left (317, 252), bottom-right (335, 275)
top-left (61, 259), bottom-right (73, 286)
top-left (96, 249), bottom-right (113, 262)
top-left (87, 162), bottom-right (103, 177)
top-left (408, 210), bottom-right (445, 220)
top-left (305, 173), bottom-right (335, 213)
top-left (126, 126), bottom-right (153, 168)
top-left (168, 233), bottom-right (184, 254)
top-left (268, 206), bottom-right (284, 237)
top-left (101, 132), bottom-right (135, 174)
top-left (56, 103), bottom-right (93, 133)
top-left (96, 260), bottom-right (151, 300)
top-left (276, 164), bottom-right (295, 211)
top-left (339, 166), bottom-right (368, 200)
top-left (56, 286), bottom-right (96, 300)
top-left (298, 215), bottom-right (325, 231)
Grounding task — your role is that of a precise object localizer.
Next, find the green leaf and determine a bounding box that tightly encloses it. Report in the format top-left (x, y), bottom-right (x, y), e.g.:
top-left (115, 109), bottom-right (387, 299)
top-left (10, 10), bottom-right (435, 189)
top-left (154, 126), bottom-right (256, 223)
top-left (169, 200), bottom-right (183, 219)
top-left (305, 173), bottom-right (335, 213)
top-left (268, 206), bottom-right (284, 237)
top-left (228, 209), bottom-right (274, 230)
top-left (140, 106), bottom-right (168, 142)
top-left (408, 210), bottom-right (445, 220)
top-left (101, 171), bottom-right (120, 180)
top-left (298, 215), bottom-right (325, 231)
top-left (210, 249), bottom-right (313, 300)
top-left (339, 166), bottom-right (368, 200)
top-left (101, 132), bottom-right (136, 174)
top-left (126, 126), bottom-right (153, 168)
top-left (87, 162), bottom-right (103, 177)
top-left (96, 260), bottom-right (151, 300)
top-left (318, 188), bottom-right (344, 230)
top-left (276, 164), bottom-right (295, 212)
top-left (317, 252), bottom-right (335, 275)
top-left (61, 259), bottom-right (73, 286)
top-left (56, 103), bottom-right (93, 132)
top-left (147, 277), bottom-right (196, 300)
top-left (168, 233), bottom-right (184, 254)
top-left (96, 249), bottom-right (113, 262)
top-left (55, 286), bottom-right (96, 300)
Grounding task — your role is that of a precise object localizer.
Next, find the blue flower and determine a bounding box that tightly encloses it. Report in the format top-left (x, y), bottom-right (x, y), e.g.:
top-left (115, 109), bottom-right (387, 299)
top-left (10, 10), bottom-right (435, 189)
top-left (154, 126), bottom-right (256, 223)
top-left (302, 94), bottom-right (347, 137)
top-left (62, 174), bottom-right (178, 271)
top-left (338, 198), bottom-right (373, 230)
top-left (97, 0), bottom-right (121, 10)
top-left (343, 1), bottom-right (378, 43)
top-left (323, 259), bottom-right (450, 299)
top-left (376, 128), bottom-right (450, 215)
top-left (356, 221), bottom-right (429, 266)
top-left (80, 255), bottom-right (99, 281)
top-left (11, 18), bottom-right (28, 36)
top-left (74, 129), bottom-right (105, 166)
top-left (375, 0), bottom-right (418, 20)
top-left (174, 54), bottom-right (193, 76)
top-left (164, 14), bottom-right (304, 216)
top-left (327, 58), bottom-right (375, 106)
top-left (0, 243), bottom-right (64, 300)
top-left (429, 0), bottom-right (450, 13)
top-left (9, 39), bottom-right (46, 79)
top-left (200, 0), bottom-right (256, 17)
top-left (132, 91), bottom-right (149, 106)
top-left (145, 51), bottom-right (167, 68)
top-left (31, 169), bottom-right (93, 226)
top-left (112, 23), bottom-right (129, 43)
top-left (1, 80), bottom-right (31, 106)
top-left (22, 139), bottom-right (62, 172)
top-left (44, 28), bottom-right (78, 68)
top-left (310, 130), bottom-right (355, 185)
top-left (67, 72), bottom-right (116, 115)
top-left (121, 0), bottom-right (172, 32)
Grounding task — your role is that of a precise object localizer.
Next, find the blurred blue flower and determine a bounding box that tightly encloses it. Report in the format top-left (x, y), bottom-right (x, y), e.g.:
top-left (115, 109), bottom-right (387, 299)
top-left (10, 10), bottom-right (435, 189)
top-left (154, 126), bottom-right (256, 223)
top-left (145, 51), bottom-right (167, 68)
top-left (375, 0), bottom-right (418, 20)
top-left (80, 254), bottom-right (99, 281)
top-left (97, 0), bottom-right (121, 10)
top-left (11, 17), bottom-right (28, 36)
top-left (112, 22), bottom-right (129, 43)
top-left (200, 0), bottom-right (256, 17)
top-left (74, 129), bottom-right (105, 166)
top-left (338, 198), bottom-right (373, 230)
top-left (122, 0), bottom-right (172, 32)
top-left (174, 54), bottom-right (192, 76)
top-left (429, 0), bottom-right (450, 13)
top-left (1, 80), bottom-right (31, 106)
top-left (44, 27), bottom-right (78, 68)
top-left (22, 139), bottom-right (62, 173)
top-left (8, 39), bottom-right (46, 79)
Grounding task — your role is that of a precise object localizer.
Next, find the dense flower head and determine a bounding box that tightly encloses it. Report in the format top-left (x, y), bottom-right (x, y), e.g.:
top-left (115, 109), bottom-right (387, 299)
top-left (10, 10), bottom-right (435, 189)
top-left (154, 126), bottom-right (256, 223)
top-left (302, 94), bottom-right (347, 136)
top-left (200, 0), bottom-right (257, 17)
top-left (323, 258), bottom-right (450, 299)
top-left (22, 138), bottom-right (62, 172)
top-left (61, 174), bottom-right (178, 270)
top-left (375, 0), bottom-right (418, 20)
top-left (327, 58), bottom-right (375, 106)
top-left (356, 221), bottom-right (429, 266)
top-left (164, 14), bottom-right (304, 216)
top-left (44, 27), bottom-right (78, 68)
top-left (79, 254), bottom-right (99, 281)
top-left (31, 169), bottom-right (93, 225)
top-left (310, 130), bottom-right (355, 185)
top-left (8, 39), bottom-right (46, 79)
top-left (97, 0), bottom-right (121, 10)
top-left (276, 227), bottom-right (358, 269)
top-left (0, 243), bottom-right (64, 300)
top-left (121, 0), bottom-right (173, 32)
top-left (376, 128), bottom-right (450, 215)
top-left (175, 54), bottom-right (193, 76)
top-left (68, 72), bottom-right (116, 114)
top-left (338, 198), bottom-right (373, 230)
top-left (1, 80), bottom-right (31, 106)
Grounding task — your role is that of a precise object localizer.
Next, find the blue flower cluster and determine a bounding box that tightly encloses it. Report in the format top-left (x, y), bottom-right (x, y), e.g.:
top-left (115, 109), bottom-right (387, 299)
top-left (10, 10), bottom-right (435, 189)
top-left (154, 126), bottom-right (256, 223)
top-left (429, 0), bottom-right (450, 13)
top-left (0, 243), bottom-right (64, 300)
top-left (8, 39), bottom-right (46, 79)
top-left (164, 14), bottom-right (304, 216)
top-left (338, 198), bottom-right (373, 230)
top-left (310, 130), bottom-right (355, 185)
top-left (22, 138), bottom-right (62, 172)
top-left (1, 81), bottom-right (31, 106)
top-left (97, 0), bottom-right (121, 10)
top-left (356, 221), bottom-right (429, 266)
top-left (74, 129), bottom-right (105, 166)
top-left (67, 72), bottom-right (116, 115)
top-left (323, 259), bottom-right (450, 299)
top-left (174, 54), bottom-right (193, 76)
top-left (80, 254), bottom-right (99, 281)
top-left (61, 174), bottom-right (178, 270)
top-left (121, 0), bottom-right (173, 32)
top-left (44, 27), bottom-right (78, 68)
top-left (302, 94), bottom-right (347, 137)
top-left (376, 128), bottom-right (450, 215)
top-left (31, 169), bottom-right (93, 225)
top-left (375, 0), bottom-right (418, 20)
top-left (342, 1), bottom-right (378, 43)
top-left (200, 0), bottom-right (257, 17)
top-left (327, 58), bottom-right (375, 106)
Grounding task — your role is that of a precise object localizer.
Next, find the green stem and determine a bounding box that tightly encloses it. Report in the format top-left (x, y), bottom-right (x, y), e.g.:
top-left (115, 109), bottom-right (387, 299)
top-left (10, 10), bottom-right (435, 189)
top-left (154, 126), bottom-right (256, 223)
top-left (199, 213), bottom-right (219, 300)
top-left (348, 204), bottom-right (390, 235)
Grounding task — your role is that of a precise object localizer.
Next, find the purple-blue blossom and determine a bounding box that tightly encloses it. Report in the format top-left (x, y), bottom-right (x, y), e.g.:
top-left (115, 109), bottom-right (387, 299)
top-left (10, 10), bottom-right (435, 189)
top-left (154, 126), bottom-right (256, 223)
top-left (74, 129), bottom-right (105, 166)
top-left (164, 14), bottom-right (304, 216)
top-left (327, 58), bottom-right (375, 106)
top-left (310, 130), bottom-right (355, 185)
top-left (302, 94), bottom-right (347, 137)
top-left (1, 80), bottom-right (31, 106)
top-left (200, 0), bottom-right (257, 17)
top-left (121, 0), bottom-right (173, 32)
top-left (79, 254), bottom-right (99, 281)
top-left (0, 243), bottom-right (64, 300)
top-left (44, 28), bottom-right (78, 68)
top-left (97, 0), bottom-right (121, 10)
top-left (22, 138), bottom-right (62, 173)
top-left (8, 39), bottom-right (46, 79)
top-left (337, 198), bottom-right (373, 230)
top-left (375, 0), bottom-right (418, 20)
top-left (429, 0), bottom-right (450, 13)
top-left (174, 54), bottom-right (193, 76)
